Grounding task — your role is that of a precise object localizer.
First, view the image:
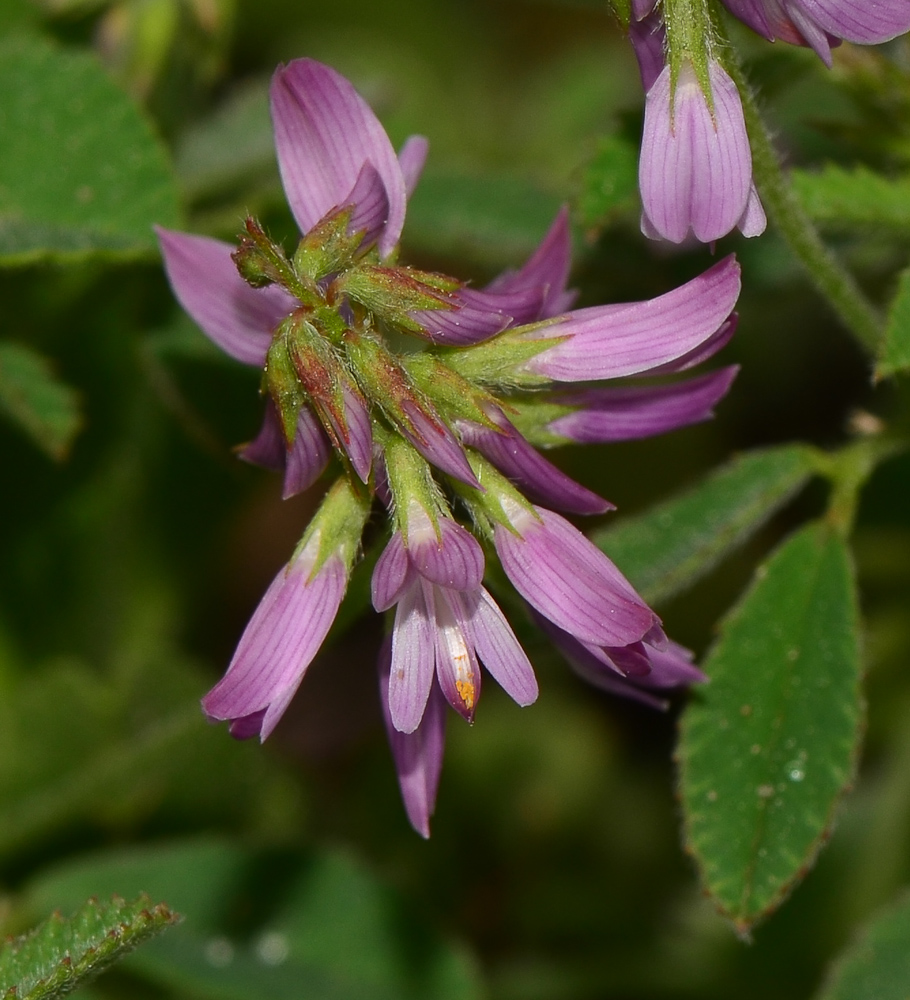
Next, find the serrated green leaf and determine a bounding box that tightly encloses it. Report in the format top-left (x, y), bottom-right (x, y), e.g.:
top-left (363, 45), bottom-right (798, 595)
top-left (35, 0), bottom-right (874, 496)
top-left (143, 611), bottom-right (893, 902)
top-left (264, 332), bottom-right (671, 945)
top-left (576, 134), bottom-right (639, 230)
top-left (404, 169), bottom-right (564, 270)
top-left (0, 894), bottom-right (179, 1000)
top-left (592, 444), bottom-right (818, 605)
top-left (0, 34), bottom-right (180, 265)
top-left (678, 522), bottom-right (863, 932)
top-left (0, 342), bottom-right (81, 459)
top-left (26, 841), bottom-right (482, 1000)
top-left (815, 888), bottom-right (910, 1000)
top-left (792, 165), bottom-right (910, 230)
top-left (876, 267), bottom-right (910, 379)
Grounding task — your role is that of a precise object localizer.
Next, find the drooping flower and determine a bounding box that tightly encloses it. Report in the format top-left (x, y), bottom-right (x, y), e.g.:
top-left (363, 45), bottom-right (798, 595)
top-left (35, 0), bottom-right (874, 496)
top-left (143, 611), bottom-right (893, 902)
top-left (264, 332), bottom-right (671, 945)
top-left (720, 0), bottom-right (910, 66)
top-left (157, 57), bottom-right (742, 836)
top-left (638, 59), bottom-right (766, 243)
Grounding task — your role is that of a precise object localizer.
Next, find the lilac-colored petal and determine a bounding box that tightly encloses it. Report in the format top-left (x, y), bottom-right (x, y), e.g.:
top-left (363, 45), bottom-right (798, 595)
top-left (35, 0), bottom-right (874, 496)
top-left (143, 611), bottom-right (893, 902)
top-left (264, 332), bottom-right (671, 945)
top-left (379, 639), bottom-right (446, 839)
top-left (738, 184), bottom-right (768, 238)
top-left (201, 553), bottom-right (347, 740)
top-left (238, 402), bottom-right (285, 470)
top-left (409, 302), bottom-right (513, 346)
top-left (533, 612), bottom-right (670, 710)
top-left (372, 532), bottom-right (411, 612)
top-left (645, 314), bottom-right (738, 375)
top-left (639, 62), bottom-right (756, 244)
top-left (408, 516), bottom-right (485, 591)
top-left (229, 710), bottom-right (267, 740)
top-left (632, 0), bottom-right (660, 18)
top-left (283, 407), bottom-right (332, 498)
top-left (401, 402), bottom-right (481, 489)
top-left (270, 59), bottom-right (407, 257)
top-left (689, 63), bottom-right (757, 243)
top-left (629, 14), bottom-right (666, 92)
top-left (548, 366), bottom-right (738, 442)
top-left (600, 641), bottom-right (652, 677)
top-left (342, 161), bottom-right (391, 251)
top-left (458, 285), bottom-right (546, 328)
top-left (644, 640), bottom-right (707, 687)
top-left (388, 580), bottom-right (435, 733)
top-left (526, 256), bottom-right (740, 381)
top-left (469, 588), bottom-right (539, 706)
top-left (336, 383), bottom-right (373, 483)
top-left (460, 411), bottom-right (613, 515)
top-left (484, 207), bottom-right (574, 321)
top-left (494, 504), bottom-right (656, 647)
top-left (799, 0), bottom-right (910, 43)
top-left (721, 0), bottom-right (777, 37)
top-left (398, 135), bottom-right (429, 196)
top-left (430, 586), bottom-right (481, 722)
top-left (156, 228), bottom-right (294, 366)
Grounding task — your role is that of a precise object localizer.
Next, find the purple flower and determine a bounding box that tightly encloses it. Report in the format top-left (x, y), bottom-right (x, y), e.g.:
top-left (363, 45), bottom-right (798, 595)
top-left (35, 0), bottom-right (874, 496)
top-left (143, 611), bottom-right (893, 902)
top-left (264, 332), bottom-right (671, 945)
top-left (155, 56), bottom-right (741, 837)
top-left (519, 255), bottom-right (741, 382)
top-left (373, 507), bottom-right (538, 733)
top-left (201, 530), bottom-right (348, 741)
top-left (534, 612), bottom-right (706, 711)
top-left (638, 60), bottom-right (766, 243)
top-left (493, 500), bottom-right (660, 650)
top-left (720, 0), bottom-right (910, 65)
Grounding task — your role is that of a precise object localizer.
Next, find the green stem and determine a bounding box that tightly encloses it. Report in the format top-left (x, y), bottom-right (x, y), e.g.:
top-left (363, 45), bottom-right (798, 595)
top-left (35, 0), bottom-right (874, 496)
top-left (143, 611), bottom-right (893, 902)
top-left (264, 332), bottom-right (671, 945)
top-left (726, 55), bottom-right (883, 355)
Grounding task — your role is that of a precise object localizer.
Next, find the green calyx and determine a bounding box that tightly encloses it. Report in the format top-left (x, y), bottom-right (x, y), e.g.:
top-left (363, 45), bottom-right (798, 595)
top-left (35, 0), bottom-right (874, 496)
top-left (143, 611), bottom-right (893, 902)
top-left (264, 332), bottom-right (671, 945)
top-left (337, 264), bottom-right (461, 336)
top-left (662, 0), bottom-right (717, 103)
top-left (296, 476), bottom-right (372, 576)
top-left (441, 321), bottom-right (567, 390)
top-left (451, 451), bottom-right (537, 541)
top-left (382, 432), bottom-right (448, 538)
top-left (293, 205), bottom-right (373, 282)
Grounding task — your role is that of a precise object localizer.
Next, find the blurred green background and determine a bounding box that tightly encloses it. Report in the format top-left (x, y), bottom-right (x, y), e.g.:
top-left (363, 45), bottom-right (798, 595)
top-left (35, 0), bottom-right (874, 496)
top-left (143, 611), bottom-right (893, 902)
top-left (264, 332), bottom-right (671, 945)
top-left (1, 0), bottom-right (910, 997)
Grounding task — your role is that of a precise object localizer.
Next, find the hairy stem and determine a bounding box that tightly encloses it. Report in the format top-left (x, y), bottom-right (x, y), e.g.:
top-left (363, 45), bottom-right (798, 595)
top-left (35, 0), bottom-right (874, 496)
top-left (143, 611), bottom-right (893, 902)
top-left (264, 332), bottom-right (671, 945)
top-left (728, 55), bottom-right (883, 355)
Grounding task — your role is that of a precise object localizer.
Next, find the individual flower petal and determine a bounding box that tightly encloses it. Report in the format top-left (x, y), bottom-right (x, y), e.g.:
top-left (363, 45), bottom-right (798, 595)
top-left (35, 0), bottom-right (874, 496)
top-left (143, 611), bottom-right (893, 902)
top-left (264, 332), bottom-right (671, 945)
top-left (270, 59), bottom-right (407, 257)
top-left (629, 12), bottom-right (666, 92)
top-left (409, 301), bottom-right (513, 346)
top-left (388, 579), bottom-right (435, 733)
top-left (372, 532), bottom-right (412, 612)
top-left (525, 256), bottom-right (740, 382)
top-left (430, 586), bottom-right (482, 722)
top-left (398, 135), bottom-right (429, 196)
top-left (282, 407), bottom-right (332, 498)
top-left (379, 638), bottom-right (447, 839)
top-left (238, 402), bottom-right (286, 470)
top-left (645, 315), bottom-right (738, 375)
top-left (342, 161), bottom-right (391, 251)
top-left (459, 410), bottom-right (613, 515)
top-left (400, 402), bottom-right (481, 489)
top-left (201, 546), bottom-right (347, 740)
top-left (469, 588), bottom-right (539, 706)
top-left (238, 403), bottom-right (331, 497)
top-left (494, 503), bottom-right (656, 647)
top-left (406, 515), bottom-right (485, 591)
top-left (548, 366), bottom-right (738, 442)
top-left (482, 207), bottom-right (575, 320)
top-left (321, 382), bottom-right (373, 483)
top-left (155, 228), bottom-right (295, 366)
top-left (639, 62), bottom-right (764, 244)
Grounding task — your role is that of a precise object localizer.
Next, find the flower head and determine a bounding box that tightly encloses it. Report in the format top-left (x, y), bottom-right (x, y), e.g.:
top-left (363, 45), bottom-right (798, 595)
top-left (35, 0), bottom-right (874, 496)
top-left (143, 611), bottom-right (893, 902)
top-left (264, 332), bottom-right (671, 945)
top-left (157, 58), bottom-right (742, 836)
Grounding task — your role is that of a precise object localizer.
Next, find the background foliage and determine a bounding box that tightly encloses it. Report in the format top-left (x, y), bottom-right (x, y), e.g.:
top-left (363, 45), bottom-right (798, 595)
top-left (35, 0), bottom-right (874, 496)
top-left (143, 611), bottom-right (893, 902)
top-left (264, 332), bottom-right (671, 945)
top-left (2, 0), bottom-right (910, 997)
